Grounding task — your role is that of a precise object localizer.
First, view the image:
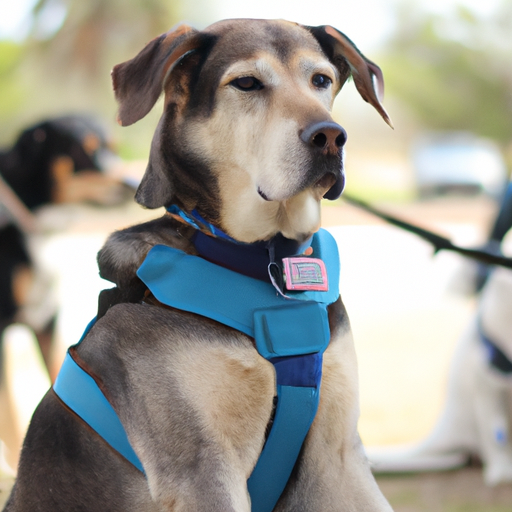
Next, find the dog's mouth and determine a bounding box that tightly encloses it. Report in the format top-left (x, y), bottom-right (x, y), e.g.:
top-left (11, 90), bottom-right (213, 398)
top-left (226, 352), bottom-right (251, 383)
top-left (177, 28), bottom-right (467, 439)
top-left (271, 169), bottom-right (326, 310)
top-left (258, 187), bottom-right (271, 201)
top-left (315, 172), bottom-right (337, 195)
top-left (258, 172), bottom-right (339, 202)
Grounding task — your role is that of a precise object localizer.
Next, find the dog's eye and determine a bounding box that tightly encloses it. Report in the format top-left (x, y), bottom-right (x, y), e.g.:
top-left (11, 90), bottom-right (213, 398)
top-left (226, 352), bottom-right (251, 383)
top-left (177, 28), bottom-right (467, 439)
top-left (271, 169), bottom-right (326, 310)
top-left (312, 74), bottom-right (332, 89)
top-left (230, 76), bottom-right (264, 91)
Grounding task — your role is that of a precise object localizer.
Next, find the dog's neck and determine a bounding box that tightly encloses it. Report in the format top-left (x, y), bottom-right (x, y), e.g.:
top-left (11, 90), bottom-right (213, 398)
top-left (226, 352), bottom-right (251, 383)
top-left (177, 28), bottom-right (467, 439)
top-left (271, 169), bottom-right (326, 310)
top-left (167, 205), bottom-right (312, 282)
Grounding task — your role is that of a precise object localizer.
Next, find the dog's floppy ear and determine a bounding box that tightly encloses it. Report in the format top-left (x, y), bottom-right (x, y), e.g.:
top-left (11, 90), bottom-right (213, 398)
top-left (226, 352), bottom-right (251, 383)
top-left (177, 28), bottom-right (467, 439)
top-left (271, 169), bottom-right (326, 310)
top-left (306, 25), bottom-right (393, 128)
top-left (112, 24), bottom-right (200, 126)
top-left (113, 25), bottom-right (207, 208)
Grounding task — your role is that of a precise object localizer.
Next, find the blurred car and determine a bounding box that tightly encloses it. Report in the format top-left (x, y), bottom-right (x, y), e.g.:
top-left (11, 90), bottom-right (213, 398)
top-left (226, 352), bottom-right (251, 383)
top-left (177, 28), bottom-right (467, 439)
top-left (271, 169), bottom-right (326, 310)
top-left (412, 132), bottom-right (508, 198)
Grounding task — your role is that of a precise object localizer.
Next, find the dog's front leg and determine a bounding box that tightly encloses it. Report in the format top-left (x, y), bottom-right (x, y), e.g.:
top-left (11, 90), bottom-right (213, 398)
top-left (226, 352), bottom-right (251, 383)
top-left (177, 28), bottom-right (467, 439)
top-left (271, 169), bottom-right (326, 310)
top-left (274, 309), bottom-right (393, 512)
top-left (82, 304), bottom-right (275, 511)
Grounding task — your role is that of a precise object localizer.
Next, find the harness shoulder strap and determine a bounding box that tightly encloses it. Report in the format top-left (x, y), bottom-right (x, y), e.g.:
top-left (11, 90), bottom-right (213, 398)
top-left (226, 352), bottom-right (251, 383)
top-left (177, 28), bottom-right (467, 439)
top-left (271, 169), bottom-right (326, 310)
top-left (54, 351), bottom-right (145, 474)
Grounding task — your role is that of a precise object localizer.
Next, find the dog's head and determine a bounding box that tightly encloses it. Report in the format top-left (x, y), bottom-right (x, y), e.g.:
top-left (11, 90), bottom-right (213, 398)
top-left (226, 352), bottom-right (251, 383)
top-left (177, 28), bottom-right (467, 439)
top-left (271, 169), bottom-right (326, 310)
top-left (112, 19), bottom-right (391, 243)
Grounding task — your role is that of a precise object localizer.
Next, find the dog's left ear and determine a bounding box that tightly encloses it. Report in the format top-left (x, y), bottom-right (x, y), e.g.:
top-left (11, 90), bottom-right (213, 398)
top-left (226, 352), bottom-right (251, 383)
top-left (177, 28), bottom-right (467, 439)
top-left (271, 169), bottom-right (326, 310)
top-left (112, 24), bottom-right (200, 127)
top-left (305, 25), bottom-right (393, 128)
top-left (112, 24), bottom-right (209, 208)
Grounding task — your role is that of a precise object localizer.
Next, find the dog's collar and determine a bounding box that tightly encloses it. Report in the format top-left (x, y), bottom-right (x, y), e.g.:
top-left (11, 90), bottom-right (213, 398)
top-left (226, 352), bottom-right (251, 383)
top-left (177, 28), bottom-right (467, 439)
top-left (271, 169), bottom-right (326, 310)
top-left (167, 204), bottom-right (237, 242)
top-left (167, 204), bottom-right (313, 283)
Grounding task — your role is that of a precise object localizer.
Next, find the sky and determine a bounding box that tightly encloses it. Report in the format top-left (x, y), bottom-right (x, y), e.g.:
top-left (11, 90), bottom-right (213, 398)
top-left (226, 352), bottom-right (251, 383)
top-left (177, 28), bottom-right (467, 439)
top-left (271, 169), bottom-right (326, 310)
top-left (0, 0), bottom-right (504, 50)
top-left (211, 0), bottom-right (502, 49)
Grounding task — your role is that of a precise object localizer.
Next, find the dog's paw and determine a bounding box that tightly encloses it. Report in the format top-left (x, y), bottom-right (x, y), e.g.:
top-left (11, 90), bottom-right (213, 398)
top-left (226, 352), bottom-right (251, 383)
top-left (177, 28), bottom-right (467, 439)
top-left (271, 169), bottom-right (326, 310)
top-left (484, 457), bottom-right (512, 486)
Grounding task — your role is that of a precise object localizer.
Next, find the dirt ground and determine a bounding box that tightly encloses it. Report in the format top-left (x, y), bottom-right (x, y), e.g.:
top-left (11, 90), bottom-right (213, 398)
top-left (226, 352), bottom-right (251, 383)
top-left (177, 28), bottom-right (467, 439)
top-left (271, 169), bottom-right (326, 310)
top-left (1, 195), bottom-right (511, 510)
top-left (2, 469), bottom-right (512, 511)
top-left (376, 467), bottom-right (512, 512)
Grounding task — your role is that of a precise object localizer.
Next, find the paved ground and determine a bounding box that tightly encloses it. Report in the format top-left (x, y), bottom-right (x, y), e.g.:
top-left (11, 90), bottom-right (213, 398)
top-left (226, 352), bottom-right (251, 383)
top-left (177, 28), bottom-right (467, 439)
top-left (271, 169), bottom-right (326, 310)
top-left (2, 195), bottom-right (509, 510)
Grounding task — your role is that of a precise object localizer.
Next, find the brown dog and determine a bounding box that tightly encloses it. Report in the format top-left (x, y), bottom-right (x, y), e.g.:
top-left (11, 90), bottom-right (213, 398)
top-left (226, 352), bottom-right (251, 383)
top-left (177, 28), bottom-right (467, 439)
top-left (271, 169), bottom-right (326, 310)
top-left (4, 19), bottom-right (393, 511)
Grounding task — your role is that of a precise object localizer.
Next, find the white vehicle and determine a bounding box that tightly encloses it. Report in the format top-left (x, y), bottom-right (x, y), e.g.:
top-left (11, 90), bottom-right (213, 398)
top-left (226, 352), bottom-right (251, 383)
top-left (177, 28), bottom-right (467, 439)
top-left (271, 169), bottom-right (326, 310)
top-left (412, 132), bottom-right (508, 198)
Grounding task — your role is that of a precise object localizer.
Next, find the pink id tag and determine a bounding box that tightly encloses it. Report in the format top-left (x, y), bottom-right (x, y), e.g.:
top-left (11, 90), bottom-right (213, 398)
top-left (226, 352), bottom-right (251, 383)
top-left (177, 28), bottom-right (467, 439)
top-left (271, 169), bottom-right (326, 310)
top-left (282, 257), bottom-right (328, 291)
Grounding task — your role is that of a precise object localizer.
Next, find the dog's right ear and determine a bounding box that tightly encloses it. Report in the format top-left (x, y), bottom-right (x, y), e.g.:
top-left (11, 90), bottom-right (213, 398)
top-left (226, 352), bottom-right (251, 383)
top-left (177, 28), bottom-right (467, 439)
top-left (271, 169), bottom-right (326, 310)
top-left (305, 25), bottom-right (393, 128)
top-left (112, 24), bottom-right (200, 127)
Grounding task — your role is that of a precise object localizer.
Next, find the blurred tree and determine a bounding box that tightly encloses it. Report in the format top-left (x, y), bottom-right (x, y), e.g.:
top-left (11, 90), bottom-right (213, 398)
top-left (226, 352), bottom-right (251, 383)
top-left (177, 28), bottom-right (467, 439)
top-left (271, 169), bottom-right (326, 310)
top-left (0, 0), bottom-right (183, 155)
top-left (381, 2), bottom-right (512, 147)
top-left (0, 41), bottom-right (30, 146)
top-left (0, 42), bottom-right (26, 124)
top-left (30, 0), bottom-right (181, 77)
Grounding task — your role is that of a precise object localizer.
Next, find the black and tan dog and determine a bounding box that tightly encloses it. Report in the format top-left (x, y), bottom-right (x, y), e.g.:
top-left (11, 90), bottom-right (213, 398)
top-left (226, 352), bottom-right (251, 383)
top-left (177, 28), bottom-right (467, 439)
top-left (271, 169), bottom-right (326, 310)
top-left (0, 115), bottom-right (131, 367)
top-left (4, 19), bottom-right (393, 511)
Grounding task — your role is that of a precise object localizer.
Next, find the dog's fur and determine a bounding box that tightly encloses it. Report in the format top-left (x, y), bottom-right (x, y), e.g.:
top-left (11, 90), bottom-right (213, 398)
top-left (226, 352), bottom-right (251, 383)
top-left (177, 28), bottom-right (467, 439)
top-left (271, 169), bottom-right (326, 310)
top-left (4, 19), bottom-right (393, 511)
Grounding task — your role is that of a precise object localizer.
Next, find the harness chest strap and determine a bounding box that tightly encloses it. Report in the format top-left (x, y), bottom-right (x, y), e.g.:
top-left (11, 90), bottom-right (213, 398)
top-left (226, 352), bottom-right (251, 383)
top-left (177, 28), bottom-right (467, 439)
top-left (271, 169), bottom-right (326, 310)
top-left (53, 228), bottom-right (340, 512)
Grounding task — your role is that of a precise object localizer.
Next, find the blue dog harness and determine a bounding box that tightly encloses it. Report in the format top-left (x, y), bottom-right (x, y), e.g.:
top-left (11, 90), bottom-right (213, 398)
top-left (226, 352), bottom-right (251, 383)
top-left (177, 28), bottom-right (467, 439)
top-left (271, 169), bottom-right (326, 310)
top-left (54, 226), bottom-right (340, 512)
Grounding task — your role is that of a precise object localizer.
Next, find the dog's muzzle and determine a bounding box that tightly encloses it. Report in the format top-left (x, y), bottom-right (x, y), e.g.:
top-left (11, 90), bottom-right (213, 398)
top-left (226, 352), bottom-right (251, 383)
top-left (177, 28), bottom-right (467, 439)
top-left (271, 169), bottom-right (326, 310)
top-left (257, 121), bottom-right (347, 202)
top-left (300, 121), bottom-right (347, 200)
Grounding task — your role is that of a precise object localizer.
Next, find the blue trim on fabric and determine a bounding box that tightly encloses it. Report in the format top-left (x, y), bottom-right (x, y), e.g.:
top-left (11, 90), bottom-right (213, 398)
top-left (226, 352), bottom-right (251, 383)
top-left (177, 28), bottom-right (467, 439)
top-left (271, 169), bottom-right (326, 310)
top-left (167, 205), bottom-right (237, 242)
top-left (189, 208), bottom-right (236, 241)
top-left (77, 316), bottom-right (97, 343)
top-left (54, 351), bottom-right (145, 474)
top-left (166, 204), bottom-right (202, 230)
top-left (247, 385), bottom-right (320, 512)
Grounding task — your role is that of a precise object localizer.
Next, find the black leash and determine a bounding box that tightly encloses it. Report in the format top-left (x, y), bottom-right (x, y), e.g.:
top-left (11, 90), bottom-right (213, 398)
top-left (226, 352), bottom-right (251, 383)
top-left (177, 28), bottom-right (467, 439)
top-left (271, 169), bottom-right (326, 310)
top-left (342, 194), bottom-right (512, 270)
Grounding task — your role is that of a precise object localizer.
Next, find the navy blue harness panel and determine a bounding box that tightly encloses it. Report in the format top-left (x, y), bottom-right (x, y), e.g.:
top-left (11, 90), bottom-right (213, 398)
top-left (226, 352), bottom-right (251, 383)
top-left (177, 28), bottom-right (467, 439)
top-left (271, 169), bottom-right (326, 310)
top-left (53, 228), bottom-right (340, 512)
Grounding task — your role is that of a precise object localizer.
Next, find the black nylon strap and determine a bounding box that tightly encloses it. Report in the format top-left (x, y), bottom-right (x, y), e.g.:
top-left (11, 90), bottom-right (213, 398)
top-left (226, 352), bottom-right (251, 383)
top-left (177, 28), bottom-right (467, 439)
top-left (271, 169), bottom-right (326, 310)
top-left (343, 194), bottom-right (512, 270)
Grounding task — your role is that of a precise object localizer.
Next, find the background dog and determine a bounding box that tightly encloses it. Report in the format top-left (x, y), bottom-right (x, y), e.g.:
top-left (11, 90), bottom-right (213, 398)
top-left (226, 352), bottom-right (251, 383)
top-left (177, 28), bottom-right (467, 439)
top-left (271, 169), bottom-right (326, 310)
top-left (4, 19), bottom-right (393, 511)
top-left (0, 115), bottom-right (132, 367)
top-left (368, 237), bottom-right (512, 486)
top-left (0, 116), bottom-right (135, 473)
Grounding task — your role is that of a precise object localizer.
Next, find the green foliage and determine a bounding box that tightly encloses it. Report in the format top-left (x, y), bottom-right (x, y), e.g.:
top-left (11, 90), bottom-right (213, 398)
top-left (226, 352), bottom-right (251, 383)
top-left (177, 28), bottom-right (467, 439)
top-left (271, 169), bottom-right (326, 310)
top-left (0, 0), bottom-right (184, 151)
top-left (0, 42), bottom-right (27, 133)
top-left (381, 2), bottom-right (512, 145)
top-left (30, 0), bottom-right (181, 76)
top-left (0, 41), bottom-right (23, 74)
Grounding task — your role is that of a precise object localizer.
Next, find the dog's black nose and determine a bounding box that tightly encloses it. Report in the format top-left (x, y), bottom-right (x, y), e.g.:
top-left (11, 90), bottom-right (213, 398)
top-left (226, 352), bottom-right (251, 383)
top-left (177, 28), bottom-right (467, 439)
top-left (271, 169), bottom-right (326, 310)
top-left (300, 122), bottom-right (347, 155)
